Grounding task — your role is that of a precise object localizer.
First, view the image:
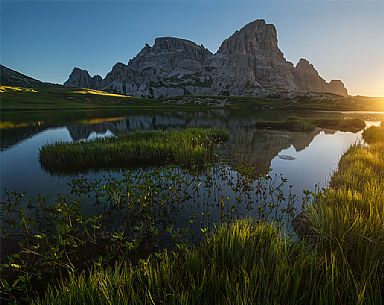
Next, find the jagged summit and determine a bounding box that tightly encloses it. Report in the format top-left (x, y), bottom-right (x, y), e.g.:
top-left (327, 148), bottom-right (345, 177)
top-left (153, 37), bottom-right (208, 51)
top-left (128, 37), bottom-right (212, 74)
top-left (294, 58), bottom-right (348, 96)
top-left (64, 68), bottom-right (102, 89)
top-left (64, 19), bottom-right (348, 98)
top-left (218, 19), bottom-right (279, 54)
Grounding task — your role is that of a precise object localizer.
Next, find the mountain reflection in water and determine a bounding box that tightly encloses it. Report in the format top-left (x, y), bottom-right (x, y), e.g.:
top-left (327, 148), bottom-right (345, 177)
top-left (1, 109), bottom-right (381, 199)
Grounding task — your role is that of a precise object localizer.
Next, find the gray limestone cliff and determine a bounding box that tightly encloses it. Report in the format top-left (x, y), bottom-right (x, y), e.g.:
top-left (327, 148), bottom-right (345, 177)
top-left (294, 59), bottom-right (348, 96)
top-left (64, 68), bottom-right (102, 89)
top-left (209, 20), bottom-right (297, 96)
top-left (64, 20), bottom-right (348, 97)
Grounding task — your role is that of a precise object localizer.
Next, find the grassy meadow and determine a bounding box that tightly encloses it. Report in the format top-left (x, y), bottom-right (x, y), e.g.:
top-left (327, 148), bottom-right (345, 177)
top-left (0, 86), bottom-right (156, 111)
top-left (39, 128), bottom-right (229, 173)
top-left (1, 85), bottom-right (384, 111)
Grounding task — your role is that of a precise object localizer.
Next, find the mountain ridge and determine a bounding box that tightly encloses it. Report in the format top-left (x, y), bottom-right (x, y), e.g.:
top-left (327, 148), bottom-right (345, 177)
top-left (68, 20), bottom-right (346, 98)
top-left (0, 65), bottom-right (62, 88)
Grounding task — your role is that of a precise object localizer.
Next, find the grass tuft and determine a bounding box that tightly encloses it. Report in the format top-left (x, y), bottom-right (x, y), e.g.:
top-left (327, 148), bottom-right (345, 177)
top-left (300, 125), bottom-right (384, 302)
top-left (362, 122), bottom-right (384, 144)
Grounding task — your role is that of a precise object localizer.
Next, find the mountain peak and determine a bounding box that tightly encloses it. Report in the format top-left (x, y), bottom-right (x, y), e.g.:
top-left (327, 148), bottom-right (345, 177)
top-left (64, 19), bottom-right (348, 97)
top-left (241, 19), bottom-right (271, 31)
top-left (218, 19), bottom-right (279, 55)
top-left (294, 58), bottom-right (348, 95)
top-left (127, 36), bottom-right (212, 74)
top-left (64, 67), bottom-right (102, 88)
top-left (153, 37), bottom-right (204, 51)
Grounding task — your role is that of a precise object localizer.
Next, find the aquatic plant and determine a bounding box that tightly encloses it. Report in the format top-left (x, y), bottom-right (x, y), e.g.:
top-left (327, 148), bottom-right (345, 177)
top-left (0, 165), bottom-right (294, 303)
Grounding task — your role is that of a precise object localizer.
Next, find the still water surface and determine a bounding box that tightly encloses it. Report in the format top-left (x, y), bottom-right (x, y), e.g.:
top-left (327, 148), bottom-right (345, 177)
top-left (2, 109), bottom-right (381, 203)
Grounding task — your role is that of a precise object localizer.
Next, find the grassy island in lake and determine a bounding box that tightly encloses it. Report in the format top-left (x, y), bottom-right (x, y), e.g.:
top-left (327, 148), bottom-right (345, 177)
top-left (254, 117), bottom-right (366, 132)
top-left (39, 128), bottom-right (229, 173)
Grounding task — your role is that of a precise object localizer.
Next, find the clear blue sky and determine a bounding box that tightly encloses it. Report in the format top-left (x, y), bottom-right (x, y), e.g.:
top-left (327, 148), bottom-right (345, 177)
top-left (1, 0), bottom-right (383, 96)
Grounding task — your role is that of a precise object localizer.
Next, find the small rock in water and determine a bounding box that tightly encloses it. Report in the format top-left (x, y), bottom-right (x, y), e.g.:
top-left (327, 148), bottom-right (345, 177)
top-left (278, 154), bottom-right (296, 160)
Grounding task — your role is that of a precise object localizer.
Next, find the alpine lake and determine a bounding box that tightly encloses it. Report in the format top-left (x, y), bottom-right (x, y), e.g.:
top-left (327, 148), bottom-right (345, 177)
top-left (1, 109), bottom-right (383, 242)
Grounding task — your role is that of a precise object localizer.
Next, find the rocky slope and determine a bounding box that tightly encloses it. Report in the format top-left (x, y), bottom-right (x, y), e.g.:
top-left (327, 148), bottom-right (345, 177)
top-left (0, 65), bottom-right (61, 88)
top-left (64, 19), bottom-right (348, 98)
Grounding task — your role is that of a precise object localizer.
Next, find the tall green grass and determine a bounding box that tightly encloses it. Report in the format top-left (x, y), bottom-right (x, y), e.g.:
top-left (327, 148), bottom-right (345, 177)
top-left (33, 219), bottom-right (382, 305)
top-left (362, 122), bottom-right (384, 144)
top-left (303, 125), bottom-right (384, 301)
top-left (39, 128), bottom-right (228, 173)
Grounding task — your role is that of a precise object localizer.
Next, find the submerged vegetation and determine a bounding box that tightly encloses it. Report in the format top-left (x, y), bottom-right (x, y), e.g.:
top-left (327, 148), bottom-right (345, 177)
top-left (1, 166), bottom-right (295, 303)
top-left (254, 117), bottom-right (366, 132)
top-left (39, 128), bottom-right (228, 173)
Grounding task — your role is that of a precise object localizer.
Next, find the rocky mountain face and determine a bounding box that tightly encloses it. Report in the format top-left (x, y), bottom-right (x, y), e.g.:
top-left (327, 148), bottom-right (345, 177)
top-left (294, 59), bottom-right (348, 96)
top-left (211, 20), bottom-right (297, 96)
top-left (64, 19), bottom-right (348, 97)
top-left (64, 68), bottom-right (102, 89)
